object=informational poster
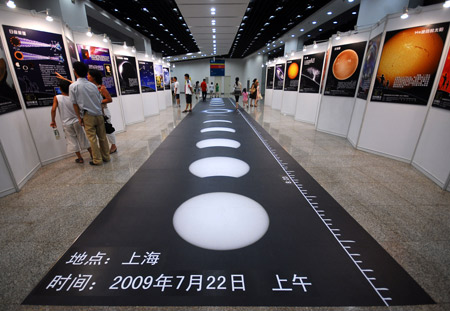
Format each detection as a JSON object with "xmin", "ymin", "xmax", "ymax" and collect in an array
[
  {"xmin": 138, "ymin": 60, "xmax": 156, "ymax": 93},
  {"xmin": 372, "ymin": 23, "xmax": 449, "ymax": 105},
  {"xmin": 163, "ymin": 67, "xmax": 170, "ymax": 90},
  {"xmin": 210, "ymin": 59, "xmax": 225, "ymax": 76},
  {"xmin": 154, "ymin": 64, "xmax": 164, "ymax": 91},
  {"xmin": 357, "ymin": 34, "xmax": 382, "ymax": 100},
  {"xmin": 0, "ymin": 38, "xmax": 21, "ymax": 115},
  {"xmin": 66, "ymin": 38, "xmax": 78, "ymax": 65},
  {"xmin": 324, "ymin": 41, "xmax": 367, "ymax": 97},
  {"xmin": 299, "ymin": 52, "xmax": 325, "ymax": 94},
  {"xmin": 284, "ymin": 59, "xmax": 301, "ymax": 91},
  {"xmin": 115, "ymin": 55, "xmax": 140, "ymax": 95},
  {"xmin": 2, "ymin": 25, "xmax": 71, "ymax": 108},
  {"xmin": 433, "ymin": 47, "xmax": 450, "ymax": 110},
  {"xmin": 266, "ymin": 66, "xmax": 274, "ymax": 89},
  {"xmin": 274, "ymin": 63, "xmax": 285, "ymax": 90},
  {"xmin": 77, "ymin": 44, "xmax": 117, "ymax": 97},
  {"xmin": 320, "ymin": 48, "xmax": 331, "ymax": 94}
]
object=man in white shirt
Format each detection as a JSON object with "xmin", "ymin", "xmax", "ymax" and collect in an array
[
  {"xmin": 173, "ymin": 77, "xmax": 180, "ymax": 107},
  {"xmin": 182, "ymin": 73, "xmax": 193, "ymax": 113},
  {"xmin": 70, "ymin": 61, "xmax": 110, "ymax": 166}
]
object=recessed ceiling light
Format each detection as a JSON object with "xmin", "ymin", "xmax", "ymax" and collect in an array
[
  {"xmin": 212, "ymin": 35, "xmax": 216, "ymax": 38},
  {"xmin": 333, "ymin": 21, "xmax": 338, "ymax": 24},
  {"xmin": 312, "ymin": 21, "xmax": 317, "ymax": 24},
  {"xmin": 291, "ymin": 34, "xmax": 295, "ymax": 37},
  {"xmin": 319, "ymin": 28, "xmax": 322, "ymax": 31},
  {"xmin": 211, "ymin": 7, "xmax": 216, "ymax": 15},
  {"xmin": 307, "ymin": 34, "xmax": 311, "ymax": 37},
  {"xmin": 113, "ymin": 8, "xmax": 118, "ymax": 12},
  {"xmin": 327, "ymin": 11, "xmax": 332, "ymax": 15},
  {"xmin": 300, "ymin": 28, "xmax": 305, "ymax": 31},
  {"xmin": 142, "ymin": 7, "xmax": 149, "ymax": 12},
  {"xmin": 352, "ymin": 11, "xmax": 357, "ymax": 14},
  {"xmin": 212, "ymin": 28, "xmax": 216, "ymax": 33}
]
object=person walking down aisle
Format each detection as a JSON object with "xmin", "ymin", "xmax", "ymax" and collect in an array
[
  {"xmin": 173, "ymin": 77, "xmax": 180, "ymax": 107},
  {"xmin": 209, "ymin": 82, "xmax": 214, "ymax": 98},
  {"xmin": 233, "ymin": 77, "xmax": 242, "ymax": 110},
  {"xmin": 70, "ymin": 61, "xmax": 110, "ymax": 166},
  {"xmin": 201, "ymin": 79, "xmax": 207, "ymax": 101},
  {"xmin": 195, "ymin": 81, "xmax": 200, "ymax": 101},
  {"xmin": 249, "ymin": 79, "xmax": 257, "ymax": 107},
  {"xmin": 255, "ymin": 80, "xmax": 261, "ymax": 107},
  {"xmin": 215, "ymin": 83, "xmax": 220, "ymax": 97},
  {"xmin": 50, "ymin": 80, "xmax": 92, "ymax": 163},
  {"xmin": 88, "ymin": 69, "xmax": 117, "ymax": 154},
  {"xmin": 182, "ymin": 73, "xmax": 193, "ymax": 113},
  {"xmin": 242, "ymin": 88, "xmax": 249, "ymax": 109}
]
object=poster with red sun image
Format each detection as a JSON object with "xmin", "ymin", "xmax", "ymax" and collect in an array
[
  {"xmin": 372, "ymin": 22, "xmax": 449, "ymax": 105},
  {"xmin": 77, "ymin": 44, "xmax": 117, "ymax": 97},
  {"xmin": 274, "ymin": 63, "xmax": 285, "ymax": 90},
  {"xmin": 433, "ymin": 47, "xmax": 450, "ymax": 110},
  {"xmin": 284, "ymin": 59, "xmax": 301, "ymax": 91},
  {"xmin": 299, "ymin": 52, "xmax": 325, "ymax": 94},
  {"xmin": 324, "ymin": 41, "xmax": 367, "ymax": 97},
  {"xmin": 2, "ymin": 25, "xmax": 71, "ymax": 108}
]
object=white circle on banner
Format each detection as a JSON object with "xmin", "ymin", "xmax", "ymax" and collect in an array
[
  {"xmin": 196, "ymin": 139, "xmax": 241, "ymax": 149},
  {"xmin": 189, "ymin": 157, "xmax": 249, "ymax": 178},
  {"xmin": 203, "ymin": 120, "xmax": 232, "ymax": 124},
  {"xmin": 173, "ymin": 192, "xmax": 269, "ymax": 251},
  {"xmin": 200, "ymin": 127, "xmax": 235, "ymax": 133},
  {"xmin": 202, "ymin": 108, "xmax": 234, "ymax": 114}
]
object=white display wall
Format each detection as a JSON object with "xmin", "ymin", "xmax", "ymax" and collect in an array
[
  {"xmin": 136, "ymin": 53, "xmax": 159, "ymax": 117},
  {"xmin": 316, "ymin": 31, "xmax": 370, "ymax": 137},
  {"xmin": 0, "ymin": 142, "xmax": 15, "ymax": 197},
  {"xmin": 112, "ymin": 44, "xmax": 145, "ymax": 125},
  {"xmin": 357, "ymin": 7, "xmax": 450, "ymax": 162},
  {"xmin": 74, "ymin": 33, "xmax": 126, "ymax": 133},
  {"xmin": 294, "ymin": 42, "xmax": 328, "ymax": 124}
]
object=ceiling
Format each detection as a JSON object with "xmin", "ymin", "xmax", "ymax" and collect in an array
[{"xmin": 88, "ymin": 0, "xmax": 444, "ymax": 61}]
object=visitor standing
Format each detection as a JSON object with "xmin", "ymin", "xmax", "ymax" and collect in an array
[
  {"xmin": 201, "ymin": 79, "xmax": 207, "ymax": 101},
  {"xmin": 70, "ymin": 61, "xmax": 109, "ymax": 166},
  {"xmin": 215, "ymin": 83, "xmax": 220, "ymax": 98},
  {"xmin": 173, "ymin": 77, "xmax": 180, "ymax": 107},
  {"xmin": 242, "ymin": 88, "xmax": 248, "ymax": 109},
  {"xmin": 249, "ymin": 79, "xmax": 257, "ymax": 107},
  {"xmin": 182, "ymin": 73, "xmax": 193, "ymax": 113},
  {"xmin": 233, "ymin": 77, "xmax": 242, "ymax": 109},
  {"xmin": 209, "ymin": 82, "xmax": 214, "ymax": 98},
  {"xmin": 195, "ymin": 81, "xmax": 200, "ymax": 101}
]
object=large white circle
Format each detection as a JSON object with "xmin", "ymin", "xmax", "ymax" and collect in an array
[
  {"xmin": 200, "ymin": 127, "xmax": 235, "ymax": 133},
  {"xmin": 173, "ymin": 192, "xmax": 270, "ymax": 251},
  {"xmin": 196, "ymin": 139, "xmax": 241, "ymax": 149},
  {"xmin": 189, "ymin": 157, "xmax": 249, "ymax": 178},
  {"xmin": 203, "ymin": 120, "xmax": 232, "ymax": 124},
  {"xmin": 202, "ymin": 108, "xmax": 234, "ymax": 114}
]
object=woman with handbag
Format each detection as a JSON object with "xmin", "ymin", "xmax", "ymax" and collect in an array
[
  {"xmin": 249, "ymin": 79, "xmax": 257, "ymax": 107},
  {"xmin": 88, "ymin": 69, "xmax": 117, "ymax": 154},
  {"xmin": 233, "ymin": 77, "xmax": 242, "ymax": 109}
]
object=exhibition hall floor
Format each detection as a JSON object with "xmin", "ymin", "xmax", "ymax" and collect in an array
[{"xmin": 0, "ymin": 97, "xmax": 449, "ymax": 310}]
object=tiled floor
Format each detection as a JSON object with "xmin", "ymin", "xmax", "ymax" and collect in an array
[{"xmin": 0, "ymin": 96, "xmax": 449, "ymax": 311}]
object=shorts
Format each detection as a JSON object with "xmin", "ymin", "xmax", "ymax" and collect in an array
[
  {"xmin": 63, "ymin": 122, "xmax": 90, "ymax": 153},
  {"xmin": 176, "ymin": 94, "xmax": 180, "ymax": 99},
  {"xmin": 186, "ymin": 94, "xmax": 192, "ymax": 104}
]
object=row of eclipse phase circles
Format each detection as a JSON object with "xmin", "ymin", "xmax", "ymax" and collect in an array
[{"xmin": 173, "ymin": 98, "xmax": 270, "ymax": 252}]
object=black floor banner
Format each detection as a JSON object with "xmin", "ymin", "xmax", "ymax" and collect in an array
[{"xmin": 24, "ymin": 98, "xmax": 434, "ymax": 307}]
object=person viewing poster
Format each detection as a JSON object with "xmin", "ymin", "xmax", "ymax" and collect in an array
[
  {"xmin": 274, "ymin": 63, "xmax": 285, "ymax": 90},
  {"xmin": 299, "ymin": 52, "xmax": 325, "ymax": 94},
  {"xmin": 163, "ymin": 67, "xmax": 170, "ymax": 90},
  {"xmin": 357, "ymin": 34, "xmax": 382, "ymax": 100},
  {"xmin": 115, "ymin": 55, "xmax": 140, "ymax": 95},
  {"xmin": 2, "ymin": 25, "xmax": 71, "ymax": 108},
  {"xmin": 138, "ymin": 60, "xmax": 156, "ymax": 93},
  {"xmin": 266, "ymin": 66, "xmax": 274, "ymax": 89},
  {"xmin": 324, "ymin": 41, "xmax": 367, "ymax": 97},
  {"xmin": 0, "ymin": 38, "xmax": 21, "ymax": 115},
  {"xmin": 77, "ymin": 44, "xmax": 117, "ymax": 97},
  {"xmin": 154, "ymin": 64, "xmax": 164, "ymax": 91},
  {"xmin": 433, "ymin": 47, "xmax": 450, "ymax": 110},
  {"xmin": 284, "ymin": 59, "xmax": 301, "ymax": 91},
  {"xmin": 371, "ymin": 23, "xmax": 449, "ymax": 105}
]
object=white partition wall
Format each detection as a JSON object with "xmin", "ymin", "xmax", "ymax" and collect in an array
[
  {"xmin": 264, "ymin": 66, "xmax": 274, "ymax": 107},
  {"xmin": 112, "ymin": 44, "xmax": 145, "ymax": 125},
  {"xmin": 281, "ymin": 54, "xmax": 302, "ymax": 116},
  {"xmin": 347, "ymin": 22, "xmax": 386, "ymax": 147},
  {"xmin": 295, "ymin": 42, "xmax": 328, "ymax": 124},
  {"xmin": 136, "ymin": 53, "xmax": 159, "ymax": 117},
  {"xmin": 0, "ymin": 142, "xmax": 16, "ymax": 197},
  {"xmin": 74, "ymin": 33, "xmax": 126, "ymax": 133},
  {"xmin": 358, "ymin": 6, "xmax": 450, "ymax": 162},
  {"xmin": 316, "ymin": 32, "xmax": 370, "ymax": 137}
]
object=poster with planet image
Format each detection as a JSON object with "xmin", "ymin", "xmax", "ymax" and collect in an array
[
  {"xmin": 433, "ymin": 47, "xmax": 450, "ymax": 110},
  {"xmin": 0, "ymin": 38, "xmax": 21, "ymax": 115},
  {"xmin": 371, "ymin": 22, "xmax": 449, "ymax": 105},
  {"xmin": 154, "ymin": 64, "xmax": 164, "ymax": 91},
  {"xmin": 115, "ymin": 55, "xmax": 140, "ymax": 95},
  {"xmin": 77, "ymin": 44, "xmax": 117, "ymax": 97},
  {"xmin": 266, "ymin": 66, "xmax": 274, "ymax": 89},
  {"xmin": 2, "ymin": 25, "xmax": 71, "ymax": 108},
  {"xmin": 274, "ymin": 63, "xmax": 285, "ymax": 90},
  {"xmin": 138, "ymin": 60, "xmax": 156, "ymax": 92},
  {"xmin": 357, "ymin": 34, "xmax": 382, "ymax": 100},
  {"xmin": 284, "ymin": 59, "xmax": 301, "ymax": 91},
  {"xmin": 299, "ymin": 52, "xmax": 325, "ymax": 94},
  {"xmin": 65, "ymin": 38, "xmax": 78, "ymax": 66},
  {"xmin": 324, "ymin": 41, "xmax": 367, "ymax": 97},
  {"xmin": 163, "ymin": 67, "xmax": 170, "ymax": 90}
]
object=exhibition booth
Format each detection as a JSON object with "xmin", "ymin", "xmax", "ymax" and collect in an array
[
  {"xmin": 0, "ymin": 6, "xmax": 172, "ymax": 197},
  {"xmin": 264, "ymin": 4, "xmax": 450, "ymax": 191}
]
